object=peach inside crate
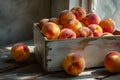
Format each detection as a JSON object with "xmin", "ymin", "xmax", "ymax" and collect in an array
[{"xmin": 33, "ymin": 23, "xmax": 120, "ymax": 72}]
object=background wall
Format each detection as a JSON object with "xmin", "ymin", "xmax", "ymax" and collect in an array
[
  {"xmin": 92, "ymin": 0, "xmax": 120, "ymax": 30},
  {"xmin": 51, "ymin": 0, "xmax": 80, "ymax": 18},
  {"xmin": 69, "ymin": 0, "xmax": 79, "ymax": 9},
  {"xmin": 51, "ymin": 0, "xmax": 69, "ymax": 17},
  {"xmin": 0, "ymin": 0, "xmax": 51, "ymax": 46}
]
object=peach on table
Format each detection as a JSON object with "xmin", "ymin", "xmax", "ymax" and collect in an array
[
  {"xmin": 104, "ymin": 51, "xmax": 120, "ymax": 73},
  {"xmin": 62, "ymin": 52, "xmax": 85, "ymax": 76},
  {"xmin": 11, "ymin": 43, "xmax": 30, "ymax": 62}
]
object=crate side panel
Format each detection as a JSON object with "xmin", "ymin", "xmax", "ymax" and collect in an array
[
  {"xmin": 46, "ymin": 36, "xmax": 120, "ymax": 71},
  {"xmin": 33, "ymin": 23, "xmax": 46, "ymax": 70}
]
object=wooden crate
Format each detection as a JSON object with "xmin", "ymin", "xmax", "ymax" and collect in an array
[{"xmin": 33, "ymin": 23, "xmax": 120, "ymax": 72}]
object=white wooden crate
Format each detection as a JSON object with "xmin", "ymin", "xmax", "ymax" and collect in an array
[{"xmin": 33, "ymin": 23, "xmax": 120, "ymax": 72}]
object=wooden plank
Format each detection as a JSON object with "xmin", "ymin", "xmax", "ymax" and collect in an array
[
  {"xmin": 0, "ymin": 52, "xmax": 37, "ymax": 73},
  {"xmin": 0, "ymin": 61, "xmax": 118, "ymax": 80},
  {"xmin": 35, "ymin": 68, "xmax": 118, "ymax": 80},
  {"xmin": 103, "ymin": 74, "xmax": 120, "ymax": 80},
  {"xmin": 0, "ymin": 63, "xmax": 45, "ymax": 80},
  {"xmin": 0, "ymin": 62, "xmax": 119, "ymax": 80}
]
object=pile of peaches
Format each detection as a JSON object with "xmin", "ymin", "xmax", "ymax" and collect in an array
[
  {"xmin": 37, "ymin": 6, "xmax": 120, "ymax": 76},
  {"xmin": 38, "ymin": 6, "xmax": 116, "ymax": 40}
]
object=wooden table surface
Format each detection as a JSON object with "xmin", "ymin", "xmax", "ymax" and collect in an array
[{"xmin": 0, "ymin": 40, "xmax": 120, "ymax": 80}]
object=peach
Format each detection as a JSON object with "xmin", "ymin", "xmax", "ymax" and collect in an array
[
  {"xmin": 113, "ymin": 30, "xmax": 120, "ymax": 35},
  {"xmin": 63, "ymin": 18, "xmax": 82, "ymax": 36},
  {"xmin": 42, "ymin": 22, "xmax": 60, "ymax": 40},
  {"xmin": 99, "ymin": 18, "xmax": 116, "ymax": 33},
  {"xmin": 77, "ymin": 27, "xmax": 93, "ymax": 38},
  {"xmin": 82, "ymin": 13, "xmax": 101, "ymax": 26},
  {"xmin": 38, "ymin": 18, "xmax": 49, "ymax": 29},
  {"xmin": 71, "ymin": 6, "xmax": 86, "ymax": 21},
  {"xmin": 62, "ymin": 53, "xmax": 85, "ymax": 76},
  {"xmin": 104, "ymin": 51, "xmax": 120, "ymax": 73},
  {"xmin": 81, "ymin": 22, "xmax": 86, "ymax": 27},
  {"xmin": 59, "ymin": 28, "xmax": 76, "ymax": 39},
  {"xmin": 87, "ymin": 24, "xmax": 103, "ymax": 37},
  {"xmin": 101, "ymin": 32, "xmax": 113, "ymax": 37},
  {"xmin": 11, "ymin": 43, "xmax": 30, "ymax": 62},
  {"xmin": 58, "ymin": 24, "xmax": 63, "ymax": 30},
  {"xmin": 49, "ymin": 17, "xmax": 63, "ymax": 30},
  {"xmin": 49, "ymin": 17, "xmax": 59, "ymax": 24},
  {"xmin": 59, "ymin": 10, "xmax": 76, "ymax": 25}
]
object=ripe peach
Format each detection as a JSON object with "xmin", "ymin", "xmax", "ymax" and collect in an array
[
  {"xmin": 113, "ymin": 30, "xmax": 120, "ymax": 35},
  {"xmin": 82, "ymin": 13, "xmax": 101, "ymax": 26},
  {"xmin": 58, "ymin": 24, "xmax": 63, "ymax": 30},
  {"xmin": 104, "ymin": 51, "xmax": 120, "ymax": 73},
  {"xmin": 42, "ymin": 22, "xmax": 60, "ymax": 40},
  {"xmin": 62, "ymin": 53, "xmax": 85, "ymax": 76},
  {"xmin": 59, "ymin": 28, "xmax": 76, "ymax": 39},
  {"xmin": 59, "ymin": 10, "xmax": 76, "ymax": 25},
  {"xmin": 49, "ymin": 17, "xmax": 63, "ymax": 30},
  {"xmin": 71, "ymin": 6, "xmax": 86, "ymax": 21},
  {"xmin": 49, "ymin": 17, "xmax": 59, "ymax": 24},
  {"xmin": 63, "ymin": 19, "xmax": 82, "ymax": 36},
  {"xmin": 87, "ymin": 24, "xmax": 103, "ymax": 37},
  {"xmin": 99, "ymin": 18, "xmax": 116, "ymax": 33},
  {"xmin": 101, "ymin": 32, "xmax": 113, "ymax": 37},
  {"xmin": 38, "ymin": 18, "xmax": 49, "ymax": 29},
  {"xmin": 77, "ymin": 27, "xmax": 93, "ymax": 38},
  {"xmin": 81, "ymin": 22, "xmax": 86, "ymax": 27},
  {"xmin": 11, "ymin": 43, "xmax": 30, "ymax": 62}
]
